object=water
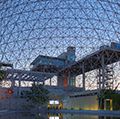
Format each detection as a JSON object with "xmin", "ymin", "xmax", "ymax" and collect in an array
[{"xmin": 0, "ymin": 113, "xmax": 120, "ymax": 119}]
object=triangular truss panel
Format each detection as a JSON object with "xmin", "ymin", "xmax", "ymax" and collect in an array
[{"xmin": 0, "ymin": 0, "xmax": 120, "ymax": 69}]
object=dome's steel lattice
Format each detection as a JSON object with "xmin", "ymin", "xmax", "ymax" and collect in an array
[{"xmin": 1, "ymin": 0, "xmax": 120, "ymax": 89}]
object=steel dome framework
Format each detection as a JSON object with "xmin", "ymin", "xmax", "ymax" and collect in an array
[{"xmin": 0, "ymin": 0, "xmax": 120, "ymax": 89}]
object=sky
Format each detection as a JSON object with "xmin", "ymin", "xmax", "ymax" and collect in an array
[{"xmin": 0, "ymin": 0, "xmax": 120, "ymax": 89}]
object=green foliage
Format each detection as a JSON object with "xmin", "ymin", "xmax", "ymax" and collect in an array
[
  {"xmin": 22, "ymin": 84, "xmax": 49, "ymax": 106},
  {"xmin": 98, "ymin": 89, "xmax": 120, "ymax": 110},
  {"xmin": 110, "ymin": 93, "xmax": 120, "ymax": 110},
  {"xmin": 0, "ymin": 70, "xmax": 6, "ymax": 81},
  {"xmin": 79, "ymin": 107, "xmax": 83, "ymax": 110},
  {"xmin": 98, "ymin": 89, "xmax": 114, "ymax": 100}
]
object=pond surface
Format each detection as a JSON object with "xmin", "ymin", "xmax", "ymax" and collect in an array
[{"xmin": 0, "ymin": 112, "xmax": 120, "ymax": 119}]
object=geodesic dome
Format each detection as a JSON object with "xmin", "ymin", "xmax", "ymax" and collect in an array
[{"xmin": 0, "ymin": 0, "xmax": 120, "ymax": 69}]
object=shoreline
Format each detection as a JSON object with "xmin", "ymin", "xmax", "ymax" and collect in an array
[
  {"xmin": 48, "ymin": 109, "xmax": 120, "ymax": 117},
  {"xmin": 0, "ymin": 109, "xmax": 120, "ymax": 117}
]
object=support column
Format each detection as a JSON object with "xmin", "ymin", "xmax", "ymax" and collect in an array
[
  {"xmin": 98, "ymin": 68, "xmax": 102, "ymax": 110},
  {"xmin": 11, "ymin": 79, "xmax": 15, "ymax": 88},
  {"xmin": 33, "ymin": 81, "xmax": 35, "ymax": 85},
  {"xmin": 68, "ymin": 71, "xmax": 70, "ymax": 86},
  {"xmin": 101, "ymin": 55, "xmax": 105, "ymax": 89},
  {"xmin": 18, "ymin": 79, "xmax": 21, "ymax": 96},
  {"xmin": 10, "ymin": 78, "xmax": 15, "ymax": 97},
  {"xmin": 57, "ymin": 73, "xmax": 63, "ymax": 87},
  {"xmin": 82, "ymin": 62, "xmax": 85, "ymax": 90},
  {"xmin": 98, "ymin": 68, "xmax": 102, "ymax": 90},
  {"xmin": 50, "ymin": 78, "xmax": 52, "ymax": 86},
  {"xmin": 43, "ymin": 81, "xmax": 45, "ymax": 85}
]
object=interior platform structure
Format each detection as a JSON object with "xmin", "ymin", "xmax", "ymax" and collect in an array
[{"xmin": 58, "ymin": 42, "xmax": 120, "ymax": 90}]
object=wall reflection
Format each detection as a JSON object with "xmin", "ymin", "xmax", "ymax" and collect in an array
[
  {"xmin": 48, "ymin": 113, "xmax": 120, "ymax": 119},
  {"xmin": 0, "ymin": 113, "xmax": 119, "ymax": 119}
]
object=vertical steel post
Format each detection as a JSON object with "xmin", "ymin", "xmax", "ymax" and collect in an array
[
  {"xmin": 101, "ymin": 54, "xmax": 105, "ymax": 89},
  {"xmin": 82, "ymin": 62, "xmax": 85, "ymax": 90},
  {"xmin": 50, "ymin": 78, "xmax": 52, "ymax": 86},
  {"xmin": 98, "ymin": 68, "xmax": 101, "ymax": 90},
  {"xmin": 18, "ymin": 78, "xmax": 21, "ymax": 96}
]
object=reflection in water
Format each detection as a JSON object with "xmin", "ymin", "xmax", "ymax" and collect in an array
[
  {"xmin": 49, "ymin": 116, "xmax": 59, "ymax": 119},
  {"xmin": 0, "ymin": 113, "xmax": 119, "ymax": 119},
  {"xmin": 48, "ymin": 113, "xmax": 120, "ymax": 119},
  {"xmin": 99, "ymin": 116, "xmax": 118, "ymax": 119},
  {"xmin": 48, "ymin": 113, "xmax": 63, "ymax": 119},
  {"xmin": 64, "ymin": 114, "xmax": 98, "ymax": 119},
  {"xmin": 0, "ymin": 112, "xmax": 47, "ymax": 119},
  {"xmin": 0, "ymin": 112, "xmax": 34, "ymax": 119},
  {"xmin": 34, "ymin": 114, "xmax": 46, "ymax": 119}
]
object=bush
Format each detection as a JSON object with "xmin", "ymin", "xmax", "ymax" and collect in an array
[{"xmin": 22, "ymin": 84, "xmax": 49, "ymax": 106}]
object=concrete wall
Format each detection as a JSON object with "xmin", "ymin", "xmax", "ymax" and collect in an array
[{"xmin": 63, "ymin": 95, "xmax": 99, "ymax": 110}]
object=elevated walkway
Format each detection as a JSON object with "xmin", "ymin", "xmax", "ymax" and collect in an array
[
  {"xmin": 5, "ymin": 69, "xmax": 57, "ymax": 82},
  {"xmin": 60, "ymin": 47, "xmax": 120, "ymax": 75}
]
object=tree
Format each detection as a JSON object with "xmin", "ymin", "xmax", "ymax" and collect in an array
[
  {"xmin": 22, "ymin": 84, "xmax": 49, "ymax": 106},
  {"xmin": 0, "ymin": 70, "xmax": 6, "ymax": 81}
]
